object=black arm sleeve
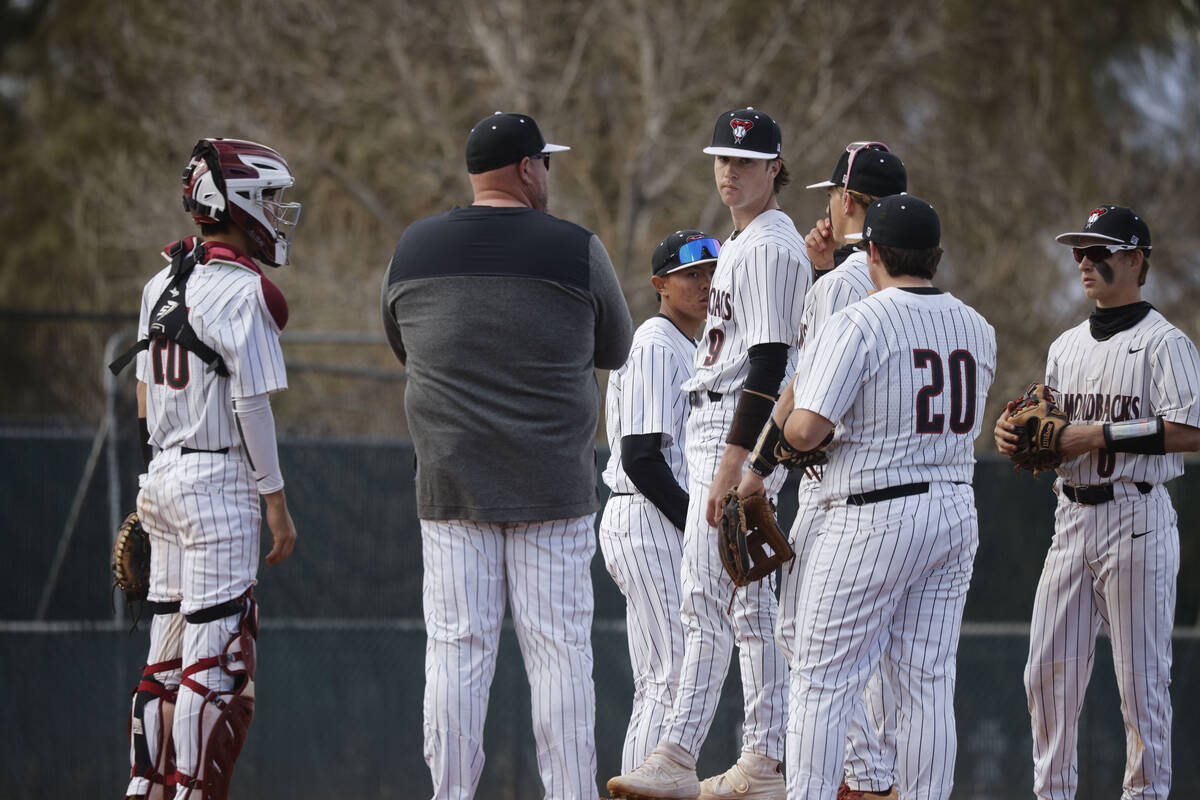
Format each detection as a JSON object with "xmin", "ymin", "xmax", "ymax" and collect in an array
[
  {"xmin": 728, "ymin": 342, "xmax": 790, "ymax": 447},
  {"xmin": 138, "ymin": 416, "xmax": 153, "ymax": 471},
  {"xmin": 620, "ymin": 433, "xmax": 689, "ymax": 532},
  {"xmin": 744, "ymin": 342, "xmax": 789, "ymax": 395}
]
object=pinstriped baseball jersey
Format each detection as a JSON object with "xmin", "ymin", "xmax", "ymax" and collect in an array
[
  {"xmin": 135, "ymin": 245, "xmax": 288, "ymax": 452},
  {"xmin": 797, "ymin": 249, "xmax": 873, "ymax": 350},
  {"xmin": 795, "ymin": 288, "xmax": 997, "ymax": 500},
  {"xmin": 684, "ymin": 209, "xmax": 810, "ymax": 395},
  {"xmin": 603, "ymin": 315, "xmax": 697, "ymax": 494},
  {"xmin": 1046, "ymin": 309, "xmax": 1200, "ymax": 486}
]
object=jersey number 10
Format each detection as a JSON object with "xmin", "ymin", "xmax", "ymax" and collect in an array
[
  {"xmin": 151, "ymin": 340, "xmax": 190, "ymax": 389},
  {"xmin": 913, "ymin": 349, "xmax": 976, "ymax": 434}
]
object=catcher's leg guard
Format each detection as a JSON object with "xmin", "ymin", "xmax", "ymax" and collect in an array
[
  {"xmin": 128, "ymin": 658, "xmax": 182, "ymax": 799},
  {"xmin": 174, "ymin": 590, "xmax": 258, "ymax": 799},
  {"xmin": 127, "ymin": 604, "xmax": 183, "ymax": 800}
]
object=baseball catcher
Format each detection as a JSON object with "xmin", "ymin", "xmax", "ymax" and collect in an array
[
  {"xmin": 1006, "ymin": 382, "xmax": 1071, "ymax": 474},
  {"xmin": 717, "ymin": 490, "xmax": 793, "ymax": 611}
]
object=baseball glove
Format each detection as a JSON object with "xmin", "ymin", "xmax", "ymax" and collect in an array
[
  {"xmin": 774, "ymin": 431, "xmax": 834, "ymax": 481},
  {"xmin": 112, "ymin": 511, "xmax": 150, "ymax": 625},
  {"xmin": 718, "ymin": 491, "xmax": 793, "ymax": 610},
  {"xmin": 1007, "ymin": 383, "xmax": 1071, "ymax": 475}
]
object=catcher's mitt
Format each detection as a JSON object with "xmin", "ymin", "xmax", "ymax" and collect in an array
[
  {"xmin": 718, "ymin": 491, "xmax": 793, "ymax": 610},
  {"xmin": 1008, "ymin": 383, "xmax": 1071, "ymax": 475},
  {"xmin": 112, "ymin": 511, "xmax": 150, "ymax": 626}
]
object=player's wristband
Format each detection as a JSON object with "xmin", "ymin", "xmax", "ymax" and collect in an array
[
  {"xmin": 1103, "ymin": 417, "xmax": 1166, "ymax": 455},
  {"xmin": 748, "ymin": 418, "xmax": 782, "ymax": 477},
  {"xmin": 138, "ymin": 417, "xmax": 153, "ymax": 471},
  {"xmin": 726, "ymin": 390, "xmax": 777, "ymax": 449}
]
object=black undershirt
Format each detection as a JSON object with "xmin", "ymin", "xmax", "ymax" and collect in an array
[
  {"xmin": 813, "ymin": 244, "xmax": 861, "ymax": 282},
  {"xmin": 1089, "ymin": 301, "xmax": 1153, "ymax": 341},
  {"xmin": 620, "ymin": 433, "xmax": 689, "ymax": 532}
]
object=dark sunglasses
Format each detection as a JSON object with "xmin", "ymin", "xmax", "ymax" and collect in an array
[
  {"xmin": 1072, "ymin": 244, "xmax": 1135, "ymax": 264},
  {"xmin": 528, "ymin": 154, "xmax": 550, "ymax": 171},
  {"xmin": 676, "ymin": 238, "xmax": 721, "ymax": 264}
]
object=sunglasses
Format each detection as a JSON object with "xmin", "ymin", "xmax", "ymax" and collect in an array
[
  {"xmin": 1072, "ymin": 244, "xmax": 1137, "ymax": 264},
  {"xmin": 843, "ymin": 141, "xmax": 890, "ymax": 188},
  {"xmin": 527, "ymin": 154, "xmax": 550, "ymax": 170},
  {"xmin": 676, "ymin": 237, "xmax": 721, "ymax": 265}
]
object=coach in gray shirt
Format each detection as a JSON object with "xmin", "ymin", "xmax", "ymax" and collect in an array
[{"xmin": 381, "ymin": 111, "xmax": 632, "ymax": 800}]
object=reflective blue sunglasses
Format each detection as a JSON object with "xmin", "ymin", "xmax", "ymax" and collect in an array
[{"xmin": 676, "ymin": 238, "xmax": 721, "ymax": 265}]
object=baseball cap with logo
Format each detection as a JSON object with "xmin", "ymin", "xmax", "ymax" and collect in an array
[
  {"xmin": 702, "ymin": 108, "xmax": 782, "ymax": 160},
  {"xmin": 465, "ymin": 111, "xmax": 570, "ymax": 174},
  {"xmin": 651, "ymin": 229, "xmax": 721, "ymax": 276},
  {"xmin": 845, "ymin": 193, "xmax": 940, "ymax": 249},
  {"xmin": 806, "ymin": 146, "xmax": 907, "ymax": 197},
  {"xmin": 1054, "ymin": 205, "xmax": 1152, "ymax": 252}
]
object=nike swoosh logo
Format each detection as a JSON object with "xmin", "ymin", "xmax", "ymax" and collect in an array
[
  {"xmin": 1131, "ymin": 531, "xmax": 1151, "ymax": 539},
  {"xmin": 1129, "ymin": 346, "xmax": 1145, "ymax": 353}
]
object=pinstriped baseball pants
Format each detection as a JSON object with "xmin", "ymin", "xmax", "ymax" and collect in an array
[
  {"xmin": 599, "ymin": 495, "xmax": 687, "ymax": 773},
  {"xmin": 778, "ymin": 479, "xmax": 897, "ymax": 792},
  {"xmin": 1025, "ymin": 486, "xmax": 1177, "ymax": 800},
  {"xmin": 665, "ymin": 392, "xmax": 789, "ymax": 761},
  {"xmin": 421, "ymin": 516, "xmax": 597, "ymax": 800},
  {"xmin": 133, "ymin": 448, "xmax": 260, "ymax": 795},
  {"xmin": 787, "ymin": 483, "xmax": 977, "ymax": 800}
]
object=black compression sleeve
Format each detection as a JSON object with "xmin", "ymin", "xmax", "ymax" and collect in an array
[
  {"xmin": 727, "ymin": 343, "xmax": 789, "ymax": 448},
  {"xmin": 138, "ymin": 417, "xmax": 153, "ymax": 471},
  {"xmin": 744, "ymin": 342, "xmax": 789, "ymax": 395},
  {"xmin": 620, "ymin": 433, "xmax": 689, "ymax": 532}
]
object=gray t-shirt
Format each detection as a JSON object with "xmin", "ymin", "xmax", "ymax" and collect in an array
[{"xmin": 381, "ymin": 205, "xmax": 633, "ymax": 522}]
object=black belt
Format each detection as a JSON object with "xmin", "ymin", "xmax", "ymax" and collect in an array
[
  {"xmin": 689, "ymin": 390, "xmax": 723, "ymax": 407},
  {"xmin": 181, "ymin": 446, "xmax": 229, "ymax": 455},
  {"xmin": 846, "ymin": 482, "xmax": 929, "ymax": 506},
  {"xmin": 1062, "ymin": 482, "xmax": 1151, "ymax": 505},
  {"xmin": 609, "ymin": 492, "xmax": 634, "ymax": 497}
]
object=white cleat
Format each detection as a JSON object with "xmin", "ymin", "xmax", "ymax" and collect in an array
[
  {"xmin": 697, "ymin": 758, "xmax": 785, "ymax": 800},
  {"xmin": 607, "ymin": 747, "xmax": 702, "ymax": 800}
]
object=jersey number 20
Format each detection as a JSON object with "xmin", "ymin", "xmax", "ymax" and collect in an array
[{"xmin": 913, "ymin": 349, "xmax": 976, "ymax": 434}]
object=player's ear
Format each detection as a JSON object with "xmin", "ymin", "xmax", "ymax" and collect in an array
[
  {"xmin": 650, "ymin": 275, "xmax": 668, "ymax": 295},
  {"xmin": 839, "ymin": 188, "xmax": 854, "ymax": 216}
]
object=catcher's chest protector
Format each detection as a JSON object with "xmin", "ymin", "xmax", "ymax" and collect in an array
[{"xmin": 108, "ymin": 239, "xmax": 229, "ymax": 378}]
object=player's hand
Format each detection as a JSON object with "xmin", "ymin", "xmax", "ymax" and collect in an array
[
  {"xmin": 805, "ymin": 218, "xmax": 835, "ymax": 273},
  {"xmin": 263, "ymin": 490, "xmax": 298, "ymax": 565},
  {"xmin": 993, "ymin": 400, "xmax": 1019, "ymax": 455},
  {"xmin": 707, "ymin": 445, "xmax": 750, "ymax": 527},
  {"xmin": 737, "ymin": 469, "xmax": 765, "ymax": 499}
]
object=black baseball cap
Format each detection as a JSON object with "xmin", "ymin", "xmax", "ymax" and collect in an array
[
  {"xmin": 703, "ymin": 107, "xmax": 782, "ymax": 160},
  {"xmin": 465, "ymin": 112, "xmax": 570, "ymax": 174},
  {"xmin": 806, "ymin": 146, "xmax": 907, "ymax": 197},
  {"xmin": 652, "ymin": 230, "xmax": 720, "ymax": 276},
  {"xmin": 1054, "ymin": 205, "xmax": 1151, "ymax": 251},
  {"xmin": 846, "ymin": 194, "xmax": 940, "ymax": 249}
]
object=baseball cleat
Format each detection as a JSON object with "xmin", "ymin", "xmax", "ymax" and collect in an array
[
  {"xmin": 697, "ymin": 757, "xmax": 785, "ymax": 800},
  {"xmin": 607, "ymin": 746, "xmax": 701, "ymax": 799},
  {"xmin": 837, "ymin": 781, "xmax": 898, "ymax": 800}
]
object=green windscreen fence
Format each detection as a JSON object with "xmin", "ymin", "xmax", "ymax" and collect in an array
[{"xmin": 3, "ymin": 432, "xmax": 1198, "ymax": 797}]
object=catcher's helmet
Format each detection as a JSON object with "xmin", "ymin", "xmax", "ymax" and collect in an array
[{"xmin": 182, "ymin": 138, "xmax": 301, "ymax": 266}]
